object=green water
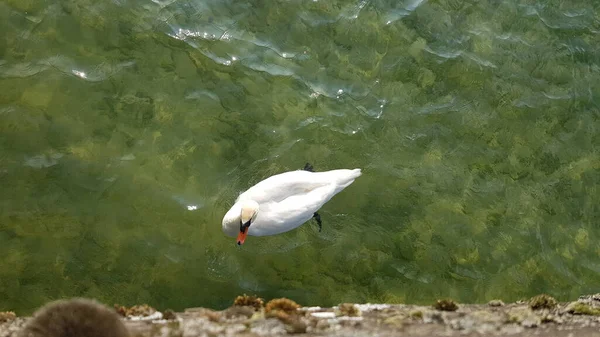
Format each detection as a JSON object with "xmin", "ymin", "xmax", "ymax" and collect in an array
[{"xmin": 1, "ymin": 0, "xmax": 599, "ymax": 314}]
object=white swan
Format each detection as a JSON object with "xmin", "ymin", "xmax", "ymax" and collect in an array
[{"xmin": 222, "ymin": 165, "xmax": 362, "ymax": 245}]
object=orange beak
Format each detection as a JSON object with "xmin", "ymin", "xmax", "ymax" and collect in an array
[{"xmin": 237, "ymin": 228, "xmax": 248, "ymax": 245}]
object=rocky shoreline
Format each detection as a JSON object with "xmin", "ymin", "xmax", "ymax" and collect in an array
[{"xmin": 3, "ymin": 294, "xmax": 600, "ymax": 336}]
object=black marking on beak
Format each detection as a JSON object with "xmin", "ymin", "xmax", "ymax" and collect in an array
[{"xmin": 239, "ymin": 219, "xmax": 251, "ymax": 233}]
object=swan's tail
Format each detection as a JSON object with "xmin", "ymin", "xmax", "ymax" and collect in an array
[{"xmin": 332, "ymin": 168, "xmax": 362, "ymax": 191}]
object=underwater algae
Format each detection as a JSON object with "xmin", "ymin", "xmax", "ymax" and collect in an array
[{"xmin": 1, "ymin": 0, "xmax": 600, "ymax": 316}]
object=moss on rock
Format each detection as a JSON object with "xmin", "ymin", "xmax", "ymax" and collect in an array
[
  {"xmin": 529, "ymin": 294, "xmax": 557, "ymax": 310},
  {"xmin": 566, "ymin": 302, "xmax": 600, "ymax": 316},
  {"xmin": 265, "ymin": 298, "xmax": 300, "ymax": 314},
  {"xmin": 233, "ymin": 294, "xmax": 264, "ymax": 311},
  {"xmin": 434, "ymin": 299, "xmax": 458, "ymax": 312}
]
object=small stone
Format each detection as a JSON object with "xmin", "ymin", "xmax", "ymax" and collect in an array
[
  {"xmin": 507, "ymin": 307, "xmax": 532, "ymax": 323},
  {"xmin": 162, "ymin": 309, "xmax": 176, "ymax": 320},
  {"xmin": 410, "ymin": 310, "xmax": 423, "ymax": 319},
  {"xmin": 311, "ymin": 312, "xmax": 336, "ymax": 318},
  {"xmin": 113, "ymin": 304, "xmax": 156, "ymax": 317},
  {"xmin": 131, "ymin": 304, "xmax": 156, "ymax": 316},
  {"xmin": 285, "ymin": 320, "xmax": 307, "ymax": 334},
  {"xmin": 423, "ymin": 311, "xmax": 444, "ymax": 324},
  {"xmin": 488, "ymin": 299, "xmax": 505, "ymax": 307},
  {"xmin": 542, "ymin": 314, "xmax": 563, "ymax": 324},
  {"xmin": 522, "ymin": 316, "xmax": 540, "ymax": 328},
  {"xmin": 500, "ymin": 324, "xmax": 524, "ymax": 335},
  {"xmin": 315, "ymin": 318, "xmax": 331, "ymax": 330},
  {"xmin": 202, "ymin": 311, "xmax": 222, "ymax": 322},
  {"xmin": 383, "ymin": 314, "xmax": 407, "ymax": 327},
  {"xmin": 507, "ymin": 307, "xmax": 541, "ymax": 328},
  {"xmin": 475, "ymin": 323, "xmax": 499, "ymax": 334},
  {"xmin": 0, "ymin": 311, "xmax": 16, "ymax": 323},
  {"xmin": 335, "ymin": 303, "xmax": 361, "ymax": 317},
  {"xmin": 449, "ymin": 316, "xmax": 475, "ymax": 331},
  {"xmin": 471, "ymin": 310, "xmax": 507, "ymax": 325},
  {"xmin": 223, "ymin": 306, "xmax": 255, "ymax": 319},
  {"xmin": 250, "ymin": 318, "xmax": 287, "ymax": 336},
  {"xmin": 354, "ymin": 304, "xmax": 390, "ymax": 311}
]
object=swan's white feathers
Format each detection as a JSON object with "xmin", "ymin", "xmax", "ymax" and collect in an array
[
  {"xmin": 237, "ymin": 170, "xmax": 328, "ymax": 204},
  {"xmin": 249, "ymin": 183, "xmax": 337, "ymax": 236},
  {"xmin": 222, "ymin": 168, "xmax": 361, "ymax": 238}
]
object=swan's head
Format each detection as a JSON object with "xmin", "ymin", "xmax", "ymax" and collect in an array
[{"xmin": 237, "ymin": 200, "xmax": 259, "ymax": 245}]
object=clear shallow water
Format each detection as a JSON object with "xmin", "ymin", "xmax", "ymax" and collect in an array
[{"xmin": 0, "ymin": 0, "xmax": 599, "ymax": 314}]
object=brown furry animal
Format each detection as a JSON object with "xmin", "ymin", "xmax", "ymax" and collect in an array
[{"xmin": 19, "ymin": 298, "xmax": 130, "ymax": 337}]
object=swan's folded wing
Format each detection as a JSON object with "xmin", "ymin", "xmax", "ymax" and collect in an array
[
  {"xmin": 260, "ymin": 183, "xmax": 338, "ymax": 226},
  {"xmin": 237, "ymin": 171, "xmax": 330, "ymax": 204}
]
